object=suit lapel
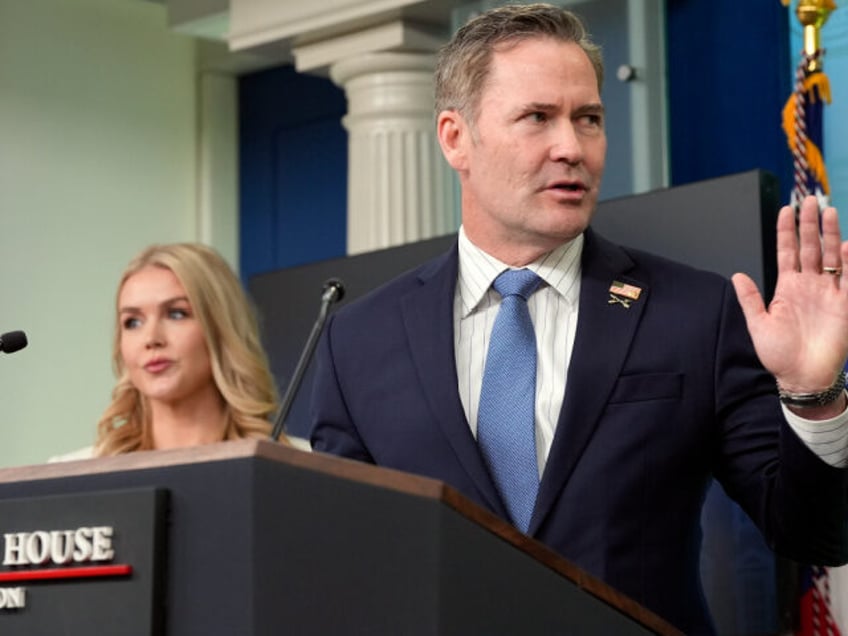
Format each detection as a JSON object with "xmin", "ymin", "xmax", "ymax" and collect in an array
[
  {"xmin": 530, "ymin": 230, "xmax": 649, "ymax": 534},
  {"xmin": 400, "ymin": 246, "xmax": 507, "ymax": 516}
]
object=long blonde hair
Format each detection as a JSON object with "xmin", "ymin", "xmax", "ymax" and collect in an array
[{"xmin": 96, "ymin": 243, "xmax": 280, "ymax": 455}]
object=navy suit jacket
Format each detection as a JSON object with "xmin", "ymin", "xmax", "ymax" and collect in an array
[{"xmin": 310, "ymin": 228, "xmax": 848, "ymax": 634}]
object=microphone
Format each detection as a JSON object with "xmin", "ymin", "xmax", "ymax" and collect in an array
[
  {"xmin": 270, "ymin": 278, "xmax": 346, "ymax": 441},
  {"xmin": 0, "ymin": 330, "xmax": 27, "ymax": 354}
]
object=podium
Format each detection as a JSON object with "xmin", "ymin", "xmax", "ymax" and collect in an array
[{"xmin": 0, "ymin": 440, "xmax": 680, "ymax": 635}]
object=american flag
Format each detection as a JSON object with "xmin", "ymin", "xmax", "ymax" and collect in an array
[
  {"xmin": 608, "ymin": 280, "xmax": 642, "ymax": 300},
  {"xmin": 798, "ymin": 566, "xmax": 842, "ymax": 636}
]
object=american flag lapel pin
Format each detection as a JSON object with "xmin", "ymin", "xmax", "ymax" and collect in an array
[{"xmin": 608, "ymin": 280, "xmax": 642, "ymax": 309}]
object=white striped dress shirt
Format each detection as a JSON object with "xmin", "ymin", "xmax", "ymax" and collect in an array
[
  {"xmin": 453, "ymin": 226, "xmax": 848, "ymax": 472},
  {"xmin": 784, "ymin": 407, "xmax": 848, "ymax": 467}
]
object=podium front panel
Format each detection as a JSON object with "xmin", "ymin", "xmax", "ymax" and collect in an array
[
  {"xmin": 0, "ymin": 488, "xmax": 167, "ymax": 635},
  {"xmin": 0, "ymin": 442, "xmax": 677, "ymax": 635}
]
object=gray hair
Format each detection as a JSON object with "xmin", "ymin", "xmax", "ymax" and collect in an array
[{"xmin": 434, "ymin": 3, "xmax": 604, "ymax": 125}]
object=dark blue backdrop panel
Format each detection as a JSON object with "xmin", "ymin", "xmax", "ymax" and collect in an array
[
  {"xmin": 667, "ymin": 0, "xmax": 793, "ymax": 204},
  {"xmin": 239, "ymin": 65, "xmax": 348, "ymax": 281},
  {"xmin": 272, "ymin": 121, "xmax": 347, "ymax": 267}
]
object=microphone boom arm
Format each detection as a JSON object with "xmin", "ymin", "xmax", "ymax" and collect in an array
[{"xmin": 270, "ymin": 280, "xmax": 344, "ymax": 441}]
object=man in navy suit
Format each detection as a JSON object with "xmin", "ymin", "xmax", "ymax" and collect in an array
[{"xmin": 310, "ymin": 4, "xmax": 848, "ymax": 633}]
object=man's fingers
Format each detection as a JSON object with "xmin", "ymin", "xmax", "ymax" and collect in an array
[
  {"xmin": 776, "ymin": 205, "xmax": 800, "ymax": 274},
  {"xmin": 732, "ymin": 273, "xmax": 766, "ymax": 324},
  {"xmin": 821, "ymin": 206, "xmax": 844, "ymax": 274},
  {"xmin": 798, "ymin": 196, "xmax": 823, "ymax": 274}
]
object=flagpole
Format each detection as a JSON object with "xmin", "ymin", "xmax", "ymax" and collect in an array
[
  {"xmin": 795, "ymin": 0, "xmax": 836, "ymax": 71},
  {"xmin": 781, "ymin": 6, "xmax": 839, "ymax": 633}
]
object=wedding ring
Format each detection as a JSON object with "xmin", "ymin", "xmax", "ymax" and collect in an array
[{"xmin": 823, "ymin": 266, "xmax": 843, "ymax": 276}]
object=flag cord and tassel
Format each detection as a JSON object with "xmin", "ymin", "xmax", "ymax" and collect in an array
[{"xmin": 781, "ymin": 49, "xmax": 832, "ymax": 208}]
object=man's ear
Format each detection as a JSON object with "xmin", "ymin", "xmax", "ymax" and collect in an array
[{"xmin": 437, "ymin": 109, "xmax": 469, "ymax": 171}]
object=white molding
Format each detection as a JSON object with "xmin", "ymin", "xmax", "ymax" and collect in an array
[
  {"xmin": 229, "ymin": 0, "xmax": 435, "ymax": 52},
  {"xmin": 294, "ymin": 20, "xmax": 444, "ymax": 73},
  {"xmin": 197, "ymin": 72, "xmax": 239, "ymax": 269},
  {"xmin": 627, "ymin": 0, "xmax": 669, "ymax": 192}
]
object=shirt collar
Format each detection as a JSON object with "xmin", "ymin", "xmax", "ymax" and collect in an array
[{"xmin": 456, "ymin": 226, "xmax": 583, "ymax": 318}]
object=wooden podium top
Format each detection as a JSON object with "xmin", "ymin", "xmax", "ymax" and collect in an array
[{"xmin": 0, "ymin": 439, "xmax": 681, "ymax": 635}]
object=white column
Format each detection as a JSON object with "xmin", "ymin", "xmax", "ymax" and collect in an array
[{"xmin": 330, "ymin": 52, "xmax": 458, "ymax": 255}]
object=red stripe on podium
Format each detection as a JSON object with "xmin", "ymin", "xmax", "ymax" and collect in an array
[{"xmin": 0, "ymin": 564, "xmax": 132, "ymax": 582}]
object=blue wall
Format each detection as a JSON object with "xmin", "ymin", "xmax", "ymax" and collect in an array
[
  {"xmin": 667, "ymin": 0, "xmax": 793, "ymax": 203},
  {"xmin": 239, "ymin": 65, "xmax": 348, "ymax": 280}
]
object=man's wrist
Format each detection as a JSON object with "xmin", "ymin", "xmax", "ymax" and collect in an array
[{"xmin": 778, "ymin": 370, "xmax": 847, "ymax": 408}]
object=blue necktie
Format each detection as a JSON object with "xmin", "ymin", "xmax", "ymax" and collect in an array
[{"xmin": 478, "ymin": 268, "xmax": 543, "ymax": 532}]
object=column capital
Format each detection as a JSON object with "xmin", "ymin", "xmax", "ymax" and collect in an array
[
  {"xmin": 330, "ymin": 50, "xmax": 437, "ymax": 129},
  {"xmin": 295, "ymin": 20, "xmax": 444, "ymax": 74},
  {"xmin": 330, "ymin": 50, "xmax": 437, "ymax": 87},
  {"xmin": 228, "ymin": 0, "xmax": 453, "ymax": 57}
]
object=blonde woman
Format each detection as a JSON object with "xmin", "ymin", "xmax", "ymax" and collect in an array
[{"xmin": 92, "ymin": 243, "xmax": 280, "ymax": 456}]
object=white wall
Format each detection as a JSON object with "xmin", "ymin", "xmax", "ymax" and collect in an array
[{"xmin": 0, "ymin": 0, "xmax": 212, "ymax": 467}]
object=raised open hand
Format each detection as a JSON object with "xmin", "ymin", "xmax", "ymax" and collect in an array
[{"xmin": 732, "ymin": 196, "xmax": 848, "ymax": 414}]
